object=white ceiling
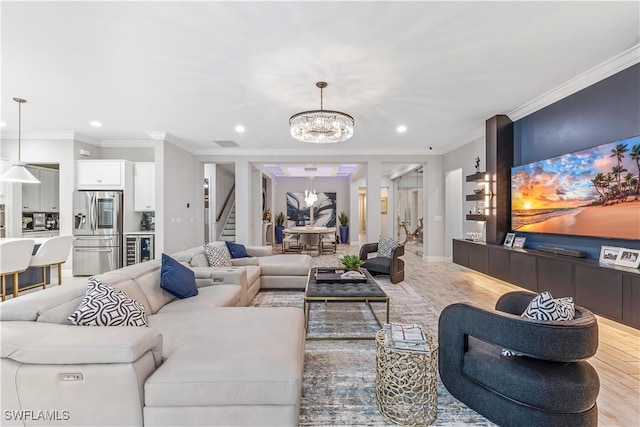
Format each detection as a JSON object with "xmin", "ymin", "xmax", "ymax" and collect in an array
[{"xmin": 1, "ymin": 1, "xmax": 639, "ymax": 160}]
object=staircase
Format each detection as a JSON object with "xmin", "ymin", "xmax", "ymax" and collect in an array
[{"xmin": 219, "ymin": 205, "xmax": 236, "ymax": 242}]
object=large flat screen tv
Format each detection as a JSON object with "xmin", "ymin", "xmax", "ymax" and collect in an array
[{"xmin": 511, "ymin": 135, "xmax": 640, "ymax": 240}]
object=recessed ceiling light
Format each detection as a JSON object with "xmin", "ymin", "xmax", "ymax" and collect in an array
[
  {"xmin": 235, "ymin": 125, "xmax": 245, "ymax": 133},
  {"xmin": 396, "ymin": 125, "xmax": 407, "ymax": 133},
  {"xmin": 90, "ymin": 121, "xmax": 102, "ymax": 127},
  {"xmin": 0, "ymin": 122, "xmax": 6, "ymax": 127}
]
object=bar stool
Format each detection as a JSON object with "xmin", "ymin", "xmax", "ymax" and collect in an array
[
  {"xmin": 26, "ymin": 235, "xmax": 74, "ymax": 295},
  {"xmin": 0, "ymin": 239, "xmax": 36, "ymax": 301}
]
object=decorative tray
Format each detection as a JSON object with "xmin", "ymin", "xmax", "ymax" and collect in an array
[{"xmin": 314, "ymin": 268, "xmax": 368, "ymax": 283}]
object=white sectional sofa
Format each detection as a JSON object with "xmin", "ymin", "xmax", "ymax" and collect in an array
[
  {"xmin": 0, "ymin": 258, "xmax": 306, "ymax": 426},
  {"xmin": 172, "ymin": 244, "xmax": 313, "ymax": 306}
]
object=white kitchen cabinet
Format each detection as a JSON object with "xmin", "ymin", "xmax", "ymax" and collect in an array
[
  {"xmin": 134, "ymin": 163, "xmax": 155, "ymax": 211},
  {"xmin": 77, "ymin": 160, "xmax": 125, "ymax": 190},
  {"xmin": 21, "ymin": 167, "xmax": 41, "ymax": 211},
  {"xmin": 22, "ymin": 167, "xmax": 59, "ymax": 212},
  {"xmin": 40, "ymin": 168, "xmax": 59, "ymax": 212}
]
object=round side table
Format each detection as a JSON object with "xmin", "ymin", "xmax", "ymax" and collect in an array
[{"xmin": 375, "ymin": 329, "xmax": 438, "ymax": 426}]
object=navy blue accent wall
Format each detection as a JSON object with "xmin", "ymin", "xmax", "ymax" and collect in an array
[{"xmin": 512, "ymin": 64, "xmax": 640, "ymax": 259}]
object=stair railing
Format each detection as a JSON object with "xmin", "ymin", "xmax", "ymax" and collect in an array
[{"xmin": 216, "ymin": 185, "xmax": 236, "ymax": 241}]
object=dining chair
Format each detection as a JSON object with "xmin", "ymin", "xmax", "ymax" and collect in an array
[{"xmin": 282, "ymin": 232, "xmax": 302, "ymax": 254}]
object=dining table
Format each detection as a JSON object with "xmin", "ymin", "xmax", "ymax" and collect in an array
[{"xmin": 283, "ymin": 226, "xmax": 337, "ymax": 256}]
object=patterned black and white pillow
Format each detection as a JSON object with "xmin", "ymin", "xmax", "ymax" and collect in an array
[
  {"xmin": 377, "ymin": 236, "xmax": 400, "ymax": 258},
  {"xmin": 502, "ymin": 291, "xmax": 575, "ymax": 356},
  {"xmin": 68, "ymin": 277, "xmax": 148, "ymax": 327},
  {"xmin": 203, "ymin": 243, "xmax": 233, "ymax": 267}
]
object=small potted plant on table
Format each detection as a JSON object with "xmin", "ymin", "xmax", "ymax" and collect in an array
[{"xmin": 340, "ymin": 254, "xmax": 364, "ymax": 271}]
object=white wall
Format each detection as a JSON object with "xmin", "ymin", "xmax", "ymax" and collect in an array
[
  {"xmin": 443, "ymin": 136, "xmax": 486, "ymax": 243},
  {"xmin": 445, "ymin": 169, "xmax": 463, "ymax": 259},
  {"xmin": 425, "ymin": 159, "xmax": 445, "ymax": 260},
  {"xmin": 100, "ymin": 147, "xmax": 154, "ymax": 162},
  {"xmin": 160, "ymin": 140, "xmax": 203, "ymax": 253}
]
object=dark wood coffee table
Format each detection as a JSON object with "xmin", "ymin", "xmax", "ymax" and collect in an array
[{"xmin": 303, "ymin": 267, "xmax": 390, "ymax": 340}]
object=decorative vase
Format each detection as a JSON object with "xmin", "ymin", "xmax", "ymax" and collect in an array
[
  {"xmin": 275, "ymin": 226, "xmax": 284, "ymax": 244},
  {"xmin": 339, "ymin": 226, "xmax": 349, "ymax": 244}
]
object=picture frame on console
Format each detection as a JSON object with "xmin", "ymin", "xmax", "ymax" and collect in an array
[
  {"xmin": 503, "ymin": 233, "xmax": 515, "ymax": 247},
  {"xmin": 512, "ymin": 236, "xmax": 526, "ymax": 249},
  {"xmin": 599, "ymin": 246, "xmax": 622, "ymax": 265},
  {"xmin": 614, "ymin": 248, "xmax": 640, "ymax": 269}
]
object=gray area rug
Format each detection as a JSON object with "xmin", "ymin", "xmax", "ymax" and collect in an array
[{"xmin": 251, "ymin": 274, "xmax": 494, "ymax": 426}]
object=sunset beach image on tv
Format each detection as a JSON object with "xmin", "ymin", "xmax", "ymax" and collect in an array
[{"xmin": 511, "ymin": 135, "xmax": 640, "ymax": 240}]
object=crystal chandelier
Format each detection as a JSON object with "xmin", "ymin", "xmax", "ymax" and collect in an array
[
  {"xmin": 289, "ymin": 82, "xmax": 354, "ymax": 144},
  {"xmin": 304, "ymin": 172, "xmax": 317, "ymax": 207},
  {"xmin": 0, "ymin": 98, "xmax": 40, "ymax": 184},
  {"xmin": 304, "ymin": 189, "xmax": 317, "ymax": 207}
]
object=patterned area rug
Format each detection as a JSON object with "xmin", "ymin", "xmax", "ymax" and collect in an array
[{"xmin": 251, "ymin": 254, "xmax": 495, "ymax": 426}]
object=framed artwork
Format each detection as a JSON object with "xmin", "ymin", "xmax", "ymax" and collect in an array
[
  {"xmin": 599, "ymin": 246, "xmax": 622, "ymax": 264},
  {"xmin": 381, "ymin": 197, "xmax": 388, "ymax": 214},
  {"xmin": 286, "ymin": 192, "xmax": 336, "ymax": 227},
  {"xmin": 503, "ymin": 233, "xmax": 515, "ymax": 247},
  {"xmin": 615, "ymin": 248, "xmax": 640, "ymax": 268},
  {"xmin": 512, "ymin": 236, "xmax": 526, "ymax": 249}
]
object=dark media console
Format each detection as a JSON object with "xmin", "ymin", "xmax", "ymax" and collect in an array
[
  {"xmin": 453, "ymin": 239, "xmax": 640, "ymax": 329},
  {"xmin": 537, "ymin": 245, "xmax": 587, "ymax": 258}
]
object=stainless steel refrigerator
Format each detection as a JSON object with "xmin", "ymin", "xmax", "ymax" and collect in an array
[{"xmin": 73, "ymin": 191, "xmax": 123, "ymax": 276}]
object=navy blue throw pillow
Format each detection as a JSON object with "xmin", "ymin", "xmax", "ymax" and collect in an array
[
  {"xmin": 160, "ymin": 253, "xmax": 198, "ymax": 299},
  {"xmin": 225, "ymin": 241, "xmax": 250, "ymax": 258}
]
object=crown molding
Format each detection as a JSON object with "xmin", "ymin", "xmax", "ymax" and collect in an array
[
  {"xmin": 101, "ymin": 140, "xmax": 157, "ymax": 148},
  {"xmin": 145, "ymin": 131, "xmax": 195, "ymax": 154},
  {"xmin": 508, "ymin": 44, "xmax": 640, "ymax": 121},
  {"xmin": 193, "ymin": 147, "xmax": 437, "ymax": 157}
]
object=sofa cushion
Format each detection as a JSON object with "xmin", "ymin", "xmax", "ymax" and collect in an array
[
  {"xmin": 156, "ymin": 285, "xmax": 242, "ymax": 313},
  {"xmin": 115, "ymin": 260, "xmax": 175, "ymax": 314},
  {"xmin": 378, "ymin": 236, "xmax": 400, "ymax": 258},
  {"xmin": 68, "ymin": 278, "xmax": 148, "ymax": 327},
  {"xmin": 204, "ymin": 243, "xmax": 233, "ymax": 267},
  {"xmin": 145, "ymin": 307, "xmax": 305, "ymax": 408},
  {"xmin": 225, "ymin": 241, "xmax": 250, "ymax": 258},
  {"xmin": 258, "ymin": 254, "xmax": 313, "ymax": 276},
  {"xmin": 160, "ymin": 254, "xmax": 198, "ymax": 299},
  {"xmin": 171, "ymin": 246, "xmax": 210, "ymax": 267}
]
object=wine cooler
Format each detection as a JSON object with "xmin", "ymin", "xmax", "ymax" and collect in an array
[{"xmin": 125, "ymin": 234, "xmax": 155, "ymax": 266}]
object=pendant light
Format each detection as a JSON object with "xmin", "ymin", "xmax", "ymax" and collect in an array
[{"xmin": 0, "ymin": 98, "xmax": 40, "ymax": 184}]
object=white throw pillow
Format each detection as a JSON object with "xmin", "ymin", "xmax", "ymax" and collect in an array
[
  {"xmin": 204, "ymin": 243, "xmax": 233, "ymax": 267},
  {"xmin": 377, "ymin": 236, "xmax": 400, "ymax": 258},
  {"xmin": 68, "ymin": 277, "xmax": 148, "ymax": 327},
  {"xmin": 502, "ymin": 291, "xmax": 575, "ymax": 356}
]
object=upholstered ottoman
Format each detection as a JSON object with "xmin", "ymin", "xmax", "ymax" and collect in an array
[{"xmin": 258, "ymin": 254, "xmax": 313, "ymax": 289}]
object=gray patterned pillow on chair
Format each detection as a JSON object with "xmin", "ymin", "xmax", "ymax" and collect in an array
[
  {"xmin": 502, "ymin": 291, "xmax": 574, "ymax": 356},
  {"xmin": 204, "ymin": 243, "xmax": 233, "ymax": 267},
  {"xmin": 68, "ymin": 277, "xmax": 147, "ymax": 327},
  {"xmin": 377, "ymin": 236, "xmax": 400, "ymax": 258}
]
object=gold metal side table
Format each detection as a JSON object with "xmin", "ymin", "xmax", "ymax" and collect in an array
[{"xmin": 375, "ymin": 329, "xmax": 439, "ymax": 426}]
